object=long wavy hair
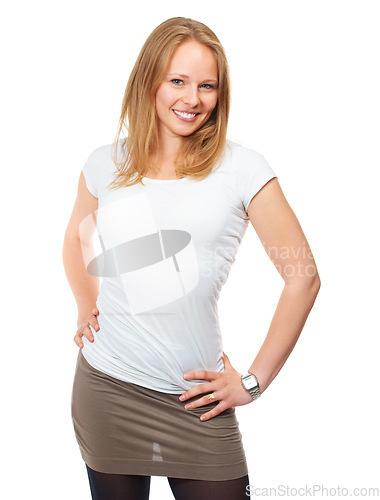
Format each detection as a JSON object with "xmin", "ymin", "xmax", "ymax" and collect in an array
[{"xmin": 107, "ymin": 16, "xmax": 230, "ymax": 189}]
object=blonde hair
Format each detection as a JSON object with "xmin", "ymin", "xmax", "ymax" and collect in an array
[{"xmin": 107, "ymin": 16, "xmax": 230, "ymax": 189}]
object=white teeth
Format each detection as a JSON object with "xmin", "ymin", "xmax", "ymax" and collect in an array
[{"xmin": 173, "ymin": 110, "xmax": 197, "ymax": 118}]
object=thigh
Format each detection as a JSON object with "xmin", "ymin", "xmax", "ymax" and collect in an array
[
  {"xmin": 85, "ymin": 463, "xmax": 151, "ymax": 500},
  {"xmin": 167, "ymin": 473, "xmax": 250, "ymax": 500}
]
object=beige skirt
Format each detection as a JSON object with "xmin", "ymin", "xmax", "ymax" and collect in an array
[{"xmin": 71, "ymin": 349, "xmax": 249, "ymax": 481}]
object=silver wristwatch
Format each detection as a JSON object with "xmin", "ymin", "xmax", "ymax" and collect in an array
[{"xmin": 241, "ymin": 372, "xmax": 261, "ymax": 400}]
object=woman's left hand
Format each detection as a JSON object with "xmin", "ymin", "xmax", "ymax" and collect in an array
[{"xmin": 179, "ymin": 352, "xmax": 254, "ymax": 421}]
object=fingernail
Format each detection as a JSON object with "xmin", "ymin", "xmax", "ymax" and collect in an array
[
  {"xmin": 185, "ymin": 404, "xmax": 191, "ymax": 410},
  {"xmin": 179, "ymin": 395, "xmax": 185, "ymax": 401},
  {"xmin": 200, "ymin": 415, "xmax": 206, "ymax": 421},
  {"xmin": 90, "ymin": 336, "xmax": 94, "ymax": 341}
]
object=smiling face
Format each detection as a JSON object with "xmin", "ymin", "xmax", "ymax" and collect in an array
[{"xmin": 154, "ymin": 39, "xmax": 219, "ymax": 144}]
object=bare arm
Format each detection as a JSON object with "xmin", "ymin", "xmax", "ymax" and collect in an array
[
  {"xmin": 246, "ymin": 177, "xmax": 321, "ymax": 394},
  {"xmin": 62, "ymin": 171, "xmax": 100, "ymax": 344}
]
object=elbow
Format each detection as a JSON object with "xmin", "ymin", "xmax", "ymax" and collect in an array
[
  {"xmin": 314, "ymin": 273, "xmax": 321, "ymax": 290},
  {"xmin": 310, "ymin": 273, "xmax": 321, "ymax": 298},
  {"xmin": 310, "ymin": 268, "xmax": 321, "ymax": 290},
  {"xmin": 284, "ymin": 272, "xmax": 321, "ymax": 295}
]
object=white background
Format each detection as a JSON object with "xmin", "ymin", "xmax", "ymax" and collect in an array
[{"xmin": 1, "ymin": 0, "xmax": 379, "ymax": 498}]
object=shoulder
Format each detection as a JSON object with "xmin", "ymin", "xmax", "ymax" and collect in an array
[
  {"xmin": 81, "ymin": 140, "xmax": 123, "ymax": 197},
  {"xmin": 83, "ymin": 139, "xmax": 124, "ymax": 174},
  {"xmin": 224, "ymin": 138, "xmax": 277, "ymax": 213},
  {"xmin": 226, "ymin": 138, "xmax": 268, "ymax": 164},
  {"xmin": 224, "ymin": 139, "xmax": 275, "ymax": 179},
  {"xmin": 85, "ymin": 141, "xmax": 119, "ymax": 162}
]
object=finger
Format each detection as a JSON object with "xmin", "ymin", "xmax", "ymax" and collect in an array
[
  {"xmin": 92, "ymin": 306, "xmax": 99, "ymax": 316},
  {"xmin": 183, "ymin": 391, "xmax": 221, "ymax": 410},
  {"xmin": 222, "ymin": 351, "xmax": 232, "ymax": 367},
  {"xmin": 179, "ymin": 383, "xmax": 213, "ymax": 402},
  {"xmin": 73, "ymin": 330, "xmax": 86, "ymax": 348},
  {"xmin": 74, "ymin": 324, "xmax": 94, "ymax": 348},
  {"xmin": 89, "ymin": 313, "xmax": 100, "ymax": 331},
  {"xmin": 82, "ymin": 324, "xmax": 95, "ymax": 343},
  {"xmin": 183, "ymin": 370, "xmax": 220, "ymax": 382},
  {"xmin": 200, "ymin": 402, "xmax": 228, "ymax": 422}
]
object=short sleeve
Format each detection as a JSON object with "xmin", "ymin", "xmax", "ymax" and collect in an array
[
  {"xmin": 82, "ymin": 148, "xmax": 100, "ymax": 198},
  {"xmin": 232, "ymin": 144, "xmax": 277, "ymax": 214}
]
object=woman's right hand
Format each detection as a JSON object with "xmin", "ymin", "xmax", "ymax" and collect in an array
[{"xmin": 74, "ymin": 307, "xmax": 100, "ymax": 349}]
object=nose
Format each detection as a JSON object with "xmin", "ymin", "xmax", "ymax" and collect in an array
[{"xmin": 182, "ymin": 84, "xmax": 201, "ymax": 108}]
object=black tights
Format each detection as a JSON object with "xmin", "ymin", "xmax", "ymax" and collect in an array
[{"xmin": 86, "ymin": 463, "xmax": 250, "ymax": 500}]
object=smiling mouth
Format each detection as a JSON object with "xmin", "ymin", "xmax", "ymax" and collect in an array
[{"xmin": 173, "ymin": 109, "xmax": 200, "ymax": 119}]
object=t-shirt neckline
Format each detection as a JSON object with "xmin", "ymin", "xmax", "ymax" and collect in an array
[{"xmin": 141, "ymin": 176, "xmax": 189, "ymax": 183}]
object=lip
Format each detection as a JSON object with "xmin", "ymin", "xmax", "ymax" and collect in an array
[{"xmin": 172, "ymin": 109, "xmax": 200, "ymax": 123}]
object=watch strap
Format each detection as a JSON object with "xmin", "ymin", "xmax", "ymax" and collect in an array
[{"xmin": 241, "ymin": 372, "xmax": 261, "ymax": 400}]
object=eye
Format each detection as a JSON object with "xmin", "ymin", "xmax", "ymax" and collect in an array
[
  {"xmin": 171, "ymin": 79, "xmax": 183, "ymax": 85},
  {"xmin": 201, "ymin": 84, "xmax": 215, "ymax": 89}
]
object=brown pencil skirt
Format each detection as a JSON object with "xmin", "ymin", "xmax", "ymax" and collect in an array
[{"xmin": 71, "ymin": 349, "xmax": 249, "ymax": 481}]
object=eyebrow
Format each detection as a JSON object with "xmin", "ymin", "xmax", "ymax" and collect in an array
[{"xmin": 167, "ymin": 73, "xmax": 218, "ymax": 83}]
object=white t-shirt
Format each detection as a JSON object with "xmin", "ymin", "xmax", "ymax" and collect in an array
[{"xmin": 80, "ymin": 138, "xmax": 277, "ymax": 394}]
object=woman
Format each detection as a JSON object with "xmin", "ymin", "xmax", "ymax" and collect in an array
[{"xmin": 63, "ymin": 16, "xmax": 321, "ymax": 500}]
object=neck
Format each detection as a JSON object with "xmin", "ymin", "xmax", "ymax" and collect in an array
[{"xmin": 154, "ymin": 125, "xmax": 182, "ymax": 164}]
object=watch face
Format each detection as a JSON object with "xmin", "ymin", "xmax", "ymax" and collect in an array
[{"xmin": 244, "ymin": 374, "xmax": 258, "ymax": 390}]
